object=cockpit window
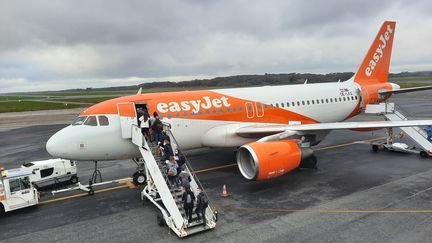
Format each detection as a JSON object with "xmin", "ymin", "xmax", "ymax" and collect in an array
[
  {"xmin": 84, "ymin": 116, "xmax": 98, "ymax": 126},
  {"xmin": 72, "ymin": 116, "xmax": 87, "ymax": 126},
  {"xmin": 98, "ymin": 116, "xmax": 109, "ymax": 126}
]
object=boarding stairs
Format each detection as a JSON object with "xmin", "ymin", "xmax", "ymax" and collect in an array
[
  {"xmin": 365, "ymin": 102, "xmax": 432, "ymax": 153},
  {"xmin": 130, "ymin": 124, "xmax": 217, "ymax": 238}
]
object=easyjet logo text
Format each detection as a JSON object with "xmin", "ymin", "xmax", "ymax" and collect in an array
[
  {"xmin": 365, "ymin": 24, "xmax": 393, "ymax": 77},
  {"xmin": 156, "ymin": 96, "xmax": 231, "ymax": 113}
]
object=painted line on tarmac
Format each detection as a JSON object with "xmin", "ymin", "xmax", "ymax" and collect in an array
[
  {"xmin": 195, "ymin": 163, "xmax": 238, "ymax": 174},
  {"xmin": 231, "ymin": 207, "xmax": 432, "ymax": 213},
  {"xmin": 194, "ymin": 137, "xmax": 386, "ymax": 174},
  {"xmin": 39, "ymin": 184, "xmax": 130, "ymax": 204}
]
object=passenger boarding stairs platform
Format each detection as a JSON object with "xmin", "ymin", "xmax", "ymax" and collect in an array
[
  {"xmin": 365, "ymin": 102, "xmax": 432, "ymax": 153},
  {"xmin": 130, "ymin": 124, "xmax": 217, "ymax": 238}
]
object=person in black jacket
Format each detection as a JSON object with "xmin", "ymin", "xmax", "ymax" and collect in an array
[{"xmin": 182, "ymin": 188, "xmax": 195, "ymax": 222}]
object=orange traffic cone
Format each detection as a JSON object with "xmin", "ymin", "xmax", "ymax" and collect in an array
[{"xmin": 221, "ymin": 184, "xmax": 230, "ymax": 197}]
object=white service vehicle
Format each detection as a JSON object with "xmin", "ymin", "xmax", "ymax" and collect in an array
[
  {"xmin": 0, "ymin": 168, "xmax": 39, "ymax": 214},
  {"xmin": 21, "ymin": 159, "xmax": 78, "ymax": 189}
]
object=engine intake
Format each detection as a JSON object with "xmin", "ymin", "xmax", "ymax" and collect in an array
[{"xmin": 237, "ymin": 140, "xmax": 315, "ymax": 180}]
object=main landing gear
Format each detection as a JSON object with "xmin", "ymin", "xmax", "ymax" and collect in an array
[{"xmin": 132, "ymin": 158, "xmax": 147, "ymax": 185}]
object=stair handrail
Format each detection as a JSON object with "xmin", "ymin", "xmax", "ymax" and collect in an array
[
  {"xmin": 385, "ymin": 102, "xmax": 429, "ymax": 139},
  {"xmin": 163, "ymin": 124, "xmax": 217, "ymax": 225}
]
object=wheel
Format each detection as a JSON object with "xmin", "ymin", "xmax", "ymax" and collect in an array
[
  {"xmin": 88, "ymin": 188, "xmax": 95, "ymax": 196},
  {"xmin": 372, "ymin": 145, "xmax": 379, "ymax": 152},
  {"xmin": 420, "ymin": 151, "xmax": 428, "ymax": 158},
  {"xmin": 133, "ymin": 172, "xmax": 147, "ymax": 185},
  {"xmin": 0, "ymin": 203, "xmax": 5, "ymax": 215},
  {"xmin": 157, "ymin": 214, "xmax": 165, "ymax": 227},
  {"xmin": 70, "ymin": 175, "xmax": 79, "ymax": 184}
]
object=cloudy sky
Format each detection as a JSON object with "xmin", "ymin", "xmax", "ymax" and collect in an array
[{"xmin": 1, "ymin": 0, "xmax": 432, "ymax": 93}]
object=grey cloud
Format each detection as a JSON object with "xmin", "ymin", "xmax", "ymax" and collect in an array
[{"xmin": 1, "ymin": 0, "xmax": 432, "ymax": 92}]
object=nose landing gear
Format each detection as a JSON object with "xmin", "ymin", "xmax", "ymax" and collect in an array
[{"xmin": 132, "ymin": 158, "xmax": 147, "ymax": 185}]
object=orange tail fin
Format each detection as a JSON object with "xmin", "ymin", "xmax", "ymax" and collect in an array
[{"xmin": 354, "ymin": 21, "xmax": 396, "ymax": 84}]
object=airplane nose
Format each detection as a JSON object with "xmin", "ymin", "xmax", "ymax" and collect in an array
[{"xmin": 46, "ymin": 127, "xmax": 69, "ymax": 158}]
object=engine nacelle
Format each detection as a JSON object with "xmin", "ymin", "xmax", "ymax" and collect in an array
[{"xmin": 237, "ymin": 140, "xmax": 315, "ymax": 180}]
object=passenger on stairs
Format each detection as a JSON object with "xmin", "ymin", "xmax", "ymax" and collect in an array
[
  {"xmin": 182, "ymin": 187, "xmax": 195, "ymax": 222},
  {"xmin": 179, "ymin": 171, "xmax": 191, "ymax": 191},
  {"xmin": 195, "ymin": 188, "xmax": 209, "ymax": 226},
  {"xmin": 427, "ymin": 125, "xmax": 432, "ymax": 142},
  {"xmin": 162, "ymin": 138, "xmax": 174, "ymax": 161},
  {"xmin": 139, "ymin": 109, "xmax": 150, "ymax": 139},
  {"xmin": 151, "ymin": 112, "xmax": 164, "ymax": 145},
  {"xmin": 167, "ymin": 157, "xmax": 179, "ymax": 188}
]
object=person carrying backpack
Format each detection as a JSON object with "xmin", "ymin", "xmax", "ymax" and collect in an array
[
  {"xmin": 195, "ymin": 188, "xmax": 209, "ymax": 225},
  {"xmin": 182, "ymin": 187, "xmax": 195, "ymax": 222},
  {"xmin": 151, "ymin": 113, "xmax": 164, "ymax": 145},
  {"xmin": 166, "ymin": 157, "xmax": 178, "ymax": 188}
]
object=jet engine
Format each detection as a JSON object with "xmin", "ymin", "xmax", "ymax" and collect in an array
[{"xmin": 237, "ymin": 140, "xmax": 316, "ymax": 180}]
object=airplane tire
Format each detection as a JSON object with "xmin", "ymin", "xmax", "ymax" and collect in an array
[
  {"xmin": 372, "ymin": 145, "xmax": 379, "ymax": 152},
  {"xmin": 157, "ymin": 214, "xmax": 165, "ymax": 227},
  {"xmin": 420, "ymin": 151, "xmax": 428, "ymax": 158},
  {"xmin": 133, "ymin": 172, "xmax": 147, "ymax": 185},
  {"xmin": 70, "ymin": 175, "xmax": 79, "ymax": 184},
  {"xmin": 88, "ymin": 188, "xmax": 95, "ymax": 196},
  {"xmin": 0, "ymin": 203, "xmax": 4, "ymax": 215}
]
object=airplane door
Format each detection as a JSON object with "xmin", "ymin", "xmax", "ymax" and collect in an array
[
  {"xmin": 255, "ymin": 102, "xmax": 264, "ymax": 117},
  {"xmin": 117, "ymin": 102, "xmax": 137, "ymax": 139},
  {"xmin": 245, "ymin": 102, "xmax": 255, "ymax": 119}
]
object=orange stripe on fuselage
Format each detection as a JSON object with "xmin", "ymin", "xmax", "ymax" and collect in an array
[{"xmin": 80, "ymin": 90, "xmax": 319, "ymax": 124}]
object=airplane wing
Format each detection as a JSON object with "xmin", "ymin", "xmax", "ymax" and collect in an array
[{"xmin": 236, "ymin": 120, "xmax": 432, "ymax": 138}]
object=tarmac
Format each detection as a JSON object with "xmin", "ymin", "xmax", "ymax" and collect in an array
[{"xmin": 1, "ymin": 91, "xmax": 432, "ymax": 242}]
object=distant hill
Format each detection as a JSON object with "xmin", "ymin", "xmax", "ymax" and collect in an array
[{"xmin": 52, "ymin": 71, "xmax": 432, "ymax": 92}]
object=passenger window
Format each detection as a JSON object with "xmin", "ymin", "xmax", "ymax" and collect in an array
[
  {"xmin": 40, "ymin": 168, "xmax": 54, "ymax": 178},
  {"xmin": 302, "ymin": 101, "xmax": 305, "ymax": 105},
  {"xmin": 176, "ymin": 112, "xmax": 180, "ymax": 118},
  {"xmin": 232, "ymin": 107, "xmax": 237, "ymax": 113},
  {"xmin": 239, "ymin": 107, "xmax": 243, "ymax": 112},
  {"xmin": 281, "ymin": 103, "xmax": 284, "ymax": 108},
  {"xmin": 343, "ymin": 97, "xmax": 346, "ymax": 101},
  {"xmin": 311, "ymin": 100, "xmax": 315, "ymax": 104},
  {"xmin": 84, "ymin": 116, "xmax": 98, "ymax": 126},
  {"xmin": 98, "ymin": 116, "xmax": 109, "ymax": 126},
  {"xmin": 330, "ymin": 98, "xmax": 333, "ymax": 102},
  {"xmin": 286, "ymin": 102, "xmax": 290, "ymax": 107},
  {"xmin": 72, "ymin": 116, "xmax": 87, "ymax": 126},
  {"xmin": 20, "ymin": 177, "xmax": 30, "ymax": 189},
  {"xmin": 292, "ymin": 102, "xmax": 295, "ymax": 106},
  {"xmin": 339, "ymin": 97, "xmax": 342, "ymax": 102},
  {"xmin": 9, "ymin": 178, "xmax": 21, "ymax": 192},
  {"xmin": 326, "ymin": 99, "xmax": 329, "ymax": 103},
  {"xmin": 316, "ymin": 100, "xmax": 320, "ymax": 104},
  {"xmin": 184, "ymin": 111, "xmax": 188, "ymax": 117},
  {"xmin": 307, "ymin": 100, "xmax": 310, "ymax": 105},
  {"xmin": 167, "ymin": 114, "xmax": 172, "ymax": 119},
  {"xmin": 297, "ymin": 101, "xmax": 300, "ymax": 106},
  {"xmin": 321, "ymin": 99, "xmax": 324, "ymax": 103}
]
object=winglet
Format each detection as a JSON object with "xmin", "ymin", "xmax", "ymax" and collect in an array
[
  {"xmin": 355, "ymin": 21, "xmax": 396, "ymax": 84},
  {"xmin": 137, "ymin": 87, "xmax": 142, "ymax": 94}
]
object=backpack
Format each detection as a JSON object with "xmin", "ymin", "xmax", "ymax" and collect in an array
[
  {"xmin": 167, "ymin": 164, "xmax": 177, "ymax": 176},
  {"xmin": 199, "ymin": 193, "xmax": 208, "ymax": 207},
  {"xmin": 186, "ymin": 193, "xmax": 192, "ymax": 204},
  {"xmin": 154, "ymin": 119, "xmax": 163, "ymax": 133}
]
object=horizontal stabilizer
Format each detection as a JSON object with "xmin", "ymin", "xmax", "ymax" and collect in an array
[{"xmin": 379, "ymin": 85, "xmax": 432, "ymax": 95}]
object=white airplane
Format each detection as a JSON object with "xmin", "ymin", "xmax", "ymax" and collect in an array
[{"xmin": 46, "ymin": 21, "xmax": 432, "ymax": 182}]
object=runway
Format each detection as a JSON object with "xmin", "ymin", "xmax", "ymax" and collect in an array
[{"xmin": 1, "ymin": 91, "xmax": 432, "ymax": 242}]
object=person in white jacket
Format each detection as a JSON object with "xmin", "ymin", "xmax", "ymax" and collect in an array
[{"xmin": 139, "ymin": 109, "xmax": 150, "ymax": 138}]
